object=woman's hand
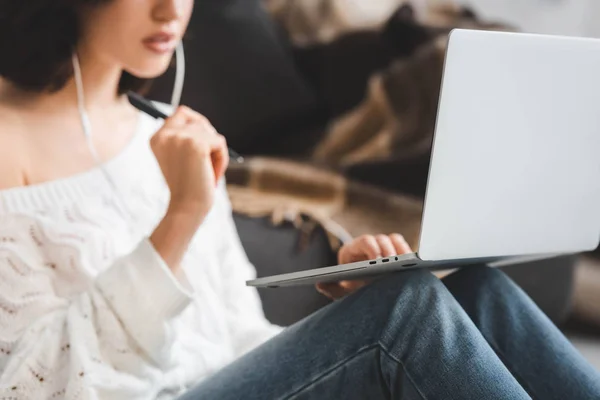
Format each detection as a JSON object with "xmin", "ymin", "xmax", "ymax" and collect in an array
[
  {"xmin": 150, "ymin": 106, "xmax": 229, "ymax": 272},
  {"xmin": 152, "ymin": 106, "xmax": 229, "ymax": 219},
  {"xmin": 316, "ymin": 234, "xmax": 412, "ymax": 300}
]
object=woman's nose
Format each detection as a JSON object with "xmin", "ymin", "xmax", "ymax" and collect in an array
[{"xmin": 153, "ymin": 0, "xmax": 185, "ymax": 23}]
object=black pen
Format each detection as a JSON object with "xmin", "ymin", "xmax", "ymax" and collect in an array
[{"xmin": 127, "ymin": 91, "xmax": 244, "ymax": 163}]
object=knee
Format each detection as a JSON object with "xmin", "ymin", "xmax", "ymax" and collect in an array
[
  {"xmin": 358, "ymin": 269, "xmax": 455, "ymax": 329},
  {"xmin": 346, "ymin": 269, "xmax": 449, "ymax": 321},
  {"xmin": 360, "ymin": 270, "xmax": 470, "ymax": 355},
  {"xmin": 305, "ymin": 270, "xmax": 449, "ymax": 349},
  {"xmin": 442, "ymin": 265, "xmax": 524, "ymax": 317},
  {"xmin": 363, "ymin": 269, "xmax": 445, "ymax": 302},
  {"xmin": 445, "ymin": 265, "xmax": 514, "ymax": 293}
]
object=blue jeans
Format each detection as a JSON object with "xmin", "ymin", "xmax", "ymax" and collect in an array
[{"xmin": 180, "ymin": 266, "xmax": 600, "ymax": 399}]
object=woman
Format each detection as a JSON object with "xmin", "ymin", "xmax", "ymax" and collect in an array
[{"xmin": 0, "ymin": 1, "xmax": 598, "ymax": 399}]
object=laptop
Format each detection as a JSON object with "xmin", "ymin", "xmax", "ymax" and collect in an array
[{"xmin": 247, "ymin": 29, "xmax": 600, "ymax": 288}]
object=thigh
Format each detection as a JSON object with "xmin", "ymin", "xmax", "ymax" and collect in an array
[
  {"xmin": 443, "ymin": 265, "xmax": 600, "ymax": 400},
  {"xmin": 180, "ymin": 270, "xmax": 530, "ymax": 400}
]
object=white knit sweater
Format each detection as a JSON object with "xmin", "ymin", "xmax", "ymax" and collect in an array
[{"xmin": 0, "ymin": 111, "xmax": 282, "ymax": 399}]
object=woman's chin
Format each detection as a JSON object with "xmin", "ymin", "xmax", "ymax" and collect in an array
[{"xmin": 127, "ymin": 59, "xmax": 173, "ymax": 80}]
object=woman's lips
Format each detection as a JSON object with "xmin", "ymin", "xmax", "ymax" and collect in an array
[{"xmin": 142, "ymin": 33, "xmax": 177, "ymax": 54}]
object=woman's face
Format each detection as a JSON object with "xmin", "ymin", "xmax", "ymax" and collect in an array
[{"xmin": 79, "ymin": 0, "xmax": 194, "ymax": 78}]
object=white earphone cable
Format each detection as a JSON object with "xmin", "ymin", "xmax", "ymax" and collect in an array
[
  {"xmin": 72, "ymin": 54, "xmax": 98, "ymax": 155},
  {"xmin": 74, "ymin": 44, "xmax": 191, "ymax": 394},
  {"xmin": 171, "ymin": 41, "xmax": 185, "ymax": 108},
  {"xmin": 72, "ymin": 53, "xmax": 134, "ymax": 221},
  {"xmin": 72, "ymin": 43, "xmax": 186, "ymax": 222}
]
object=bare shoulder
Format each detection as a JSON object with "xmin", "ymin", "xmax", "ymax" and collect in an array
[{"xmin": 0, "ymin": 106, "xmax": 27, "ymax": 190}]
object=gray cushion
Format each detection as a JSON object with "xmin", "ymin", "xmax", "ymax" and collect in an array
[{"xmin": 234, "ymin": 215, "xmax": 334, "ymax": 326}]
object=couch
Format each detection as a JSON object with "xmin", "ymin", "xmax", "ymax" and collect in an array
[
  {"xmin": 149, "ymin": 0, "xmax": 577, "ymax": 327},
  {"xmin": 233, "ymin": 214, "xmax": 576, "ymax": 326}
]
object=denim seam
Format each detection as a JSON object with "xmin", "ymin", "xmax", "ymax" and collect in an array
[
  {"xmin": 280, "ymin": 343, "xmax": 380, "ymax": 400},
  {"xmin": 378, "ymin": 340, "xmax": 428, "ymax": 400}
]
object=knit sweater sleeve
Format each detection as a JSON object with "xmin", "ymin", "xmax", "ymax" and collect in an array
[
  {"xmin": 213, "ymin": 184, "xmax": 284, "ymax": 357},
  {"xmin": 0, "ymin": 216, "xmax": 193, "ymax": 399}
]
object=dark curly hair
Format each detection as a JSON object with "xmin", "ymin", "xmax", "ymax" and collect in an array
[{"xmin": 0, "ymin": 0, "xmax": 148, "ymax": 93}]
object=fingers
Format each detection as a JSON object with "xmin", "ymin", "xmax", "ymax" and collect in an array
[
  {"xmin": 390, "ymin": 233, "xmax": 413, "ymax": 254},
  {"xmin": 339, "ymin": 280, "xmax": 368, "ymax": 291},
  {"xmin": 316, "ymin": 282, "xmax": 347, "ymax": 301},
  {"xmin": 354, "ymin": 235, "xmax": 382, "ymax": 260},
  {"xmin": 355, "ymin": 234, "xmax": 411, "ymax": 258},
  {"xmin": 339, "ymin": 233, "xmax": 413, "ymax": 265},
  {"xmin": 162, "ymin": 106, "xmax": 211, "ymax": 132},
  {"xmin": 176, "ymin": 105, "xmax": 204, "ymax": 121},
  {"xmin": 163, "ymin": 106, "xmax": 201, "ymax": 128},
  {"xmin": 316, "ymin": 280, "xmax": 369, "ymax": 300},
  {"xmin": 375, "ymin": 234, "xmax": 396, "ymax": 257},
  {"xmin": 211, "ymin": 134, "xmax": 229, "ymax": 182},
  {"xmin": 190, "ymin": 130, "xmax": 228, "ymax": 183},
  {"xmin": 158, "ymin": 106, "xmax": 229, "ymax": 183}
]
